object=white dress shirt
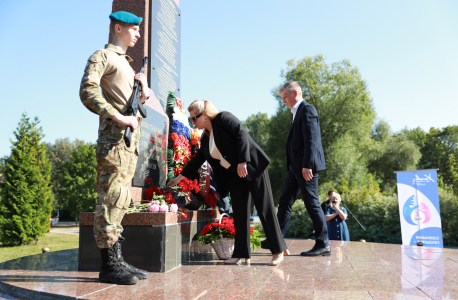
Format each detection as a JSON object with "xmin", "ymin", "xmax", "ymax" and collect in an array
[{"xmin": 291, "ymin": 99, "xmax": 304, "ymax": 121}]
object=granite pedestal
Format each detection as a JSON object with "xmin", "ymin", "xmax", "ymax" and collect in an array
[{"xmin": 78, "ymin": 210, "xmax": 220, "ymax": 273}]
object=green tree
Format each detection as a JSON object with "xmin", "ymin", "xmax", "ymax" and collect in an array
[
  {"xmin": 45, "ymin": 138, "xmax": 74, "ymax": 206},
  {"xmin": 400, "ymin": 126, "xmax": 458, "ymax": 193},
  {"xmin": 418, "ymin": 126, "xmax": 458, "ymax": 189},
  {"xmin": 242, "ymin": 113, "xmax": 271, "ymax": 151},
  {"xmin": 398, "ymin": 127, "xmax": 427, "ymax": 149},
  {"xmin": 57, "ymin": 140, "xmax": 97, "ymax": 222},
  {"xmin": 0, "ymin": 114, "xmax": 53, "ymax": 246},
  {"xmin": 438, "ymin": 185, "xmax": 458, "ymax": 246},
  {"xmin": 366, "ymin": 121, "xmax": 421, "ymax": 191},
  {"xmin": 0, "ymin": 155, "xmax": 9, "ymax": 183}
]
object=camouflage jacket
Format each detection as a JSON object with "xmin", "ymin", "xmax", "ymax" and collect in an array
[
  {"xmin": 80, "ymin": 44, "xmax": 140, "ymax": 146},
  {"xmin": 80, "ymin": 44, "xmax": 135, "ymax": 118}
]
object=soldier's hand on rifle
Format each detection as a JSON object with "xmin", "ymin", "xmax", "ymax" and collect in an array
[
  {"xmin": 135, "ymin": 73, "xmax": 149, "ymax": 90},
  {"xmin": 113, "ymin": 113, "xmax": 139, "ymax": 132},
  {"xmin": 135, "ymin": 73, "xmax": 149, "ymax": 103}
]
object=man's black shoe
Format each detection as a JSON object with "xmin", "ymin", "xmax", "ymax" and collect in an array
[
  {"xmin": 115, "ymin": 237, "xmax": 149, "ymax": 280},
  {"xmin": 260, "ymin": 239, "xmax": 270, "ymax": 250},
  {"xmin": 300, "ymin": 246, "xmax": 331, "ymax": 257},
  {"xmin": 99, "ymin": 246, "xmax": 139, "ymax": 285}
]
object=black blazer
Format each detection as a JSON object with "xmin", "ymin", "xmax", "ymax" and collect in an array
[
  {"xmin": 286, "ymin": 101, "xmax": 326, "ymax": 175},
  {"xmin": 181, "ymin": 111, "xmax": 270, "ymax": 197}
]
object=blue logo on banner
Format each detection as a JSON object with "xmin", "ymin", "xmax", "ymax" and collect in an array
[
  {"xmin": 402, "ymin": 195, "xmax": 432, "ymax": 225},
  {"xmin": 402, "ymin": 195, "xmax": 417, "ymax": 225}
]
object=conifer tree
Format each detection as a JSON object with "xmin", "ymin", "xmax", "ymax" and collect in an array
[{"xmin": 0, "ymin": 113, "xmax": 53, "ymax": 245}]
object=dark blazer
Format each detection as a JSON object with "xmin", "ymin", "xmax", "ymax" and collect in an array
[
  {"xmin": 181, "ymin": 111, "xmax": 270, "ymax": 197},
  {"xmin": 286, "ymin": 101, "xmax": 326, "ymax": 175}
]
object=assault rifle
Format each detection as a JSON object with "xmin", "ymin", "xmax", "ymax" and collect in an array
[{"xmin": 124, "ymin": 57, "xmax": 148, "ymax": 148}]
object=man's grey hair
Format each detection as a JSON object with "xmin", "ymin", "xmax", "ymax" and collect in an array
[{"xmin": 280, "ymin": 81, "xmax": 302, "ymax": 95}]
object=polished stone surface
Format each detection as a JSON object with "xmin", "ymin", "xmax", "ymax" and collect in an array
[{"xmin": 1, "ymin": 240, "xmax": 457, "ymax": 299}]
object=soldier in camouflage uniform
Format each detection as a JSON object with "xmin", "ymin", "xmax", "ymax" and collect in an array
[{"xmin": 79, "ymin": 11, "xmax": 149, "ymax": 285}]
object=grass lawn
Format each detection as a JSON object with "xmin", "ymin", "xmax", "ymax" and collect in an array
[{"xmin": 0, "ymin": 232, "xmax": 79, "ymax": 263}]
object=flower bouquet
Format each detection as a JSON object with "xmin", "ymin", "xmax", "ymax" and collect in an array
[
  {"xmin": 127, "ymin": 185, "xmax": 189, "ymax": 219},
  {"xmin": 195, "ymin": 213, "xmax": 262, "ymax": 259},
  {"xmin": 166, "ymin": 92, "xmax": 203, "ymax": 203}
]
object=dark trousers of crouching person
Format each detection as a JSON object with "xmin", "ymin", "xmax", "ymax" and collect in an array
[{"xmin": 227, "ymin": 168, "xmax": 285, "ymax": 259}]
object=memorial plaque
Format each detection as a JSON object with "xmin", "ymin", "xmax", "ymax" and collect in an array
[
  {"xmin": 149, "ymin": 0, "xmax": 181, "ymax": 110},
  {"xmin": 133, "ymin": 105, "xmax": 168, "ymax": 187}
]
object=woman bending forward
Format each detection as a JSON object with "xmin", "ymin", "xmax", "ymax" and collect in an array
[{"xmin": 167, "ymin": 100, "xmax": 289, "ymax": 266}]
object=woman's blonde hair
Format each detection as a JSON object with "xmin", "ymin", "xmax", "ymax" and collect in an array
[
  {"xmin": 188, "ymin": 100, "xmax": 220, "ymax": 119},
  {"xmin": 331, "ymin": 193, "xmax": 341, "ymax": 201},
  {"xmin": 188, "ymin": 100, "xmax": 220, "ymax": 136}
]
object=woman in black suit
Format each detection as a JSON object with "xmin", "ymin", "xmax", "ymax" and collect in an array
[{"xmin": 167, "ymin": 100, "xmax": 289, "ymax": 266}]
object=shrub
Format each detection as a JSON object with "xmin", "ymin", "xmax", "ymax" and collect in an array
[{"xmin": 439, "ymin": 186, "xmax": 458, "ymax": 246}]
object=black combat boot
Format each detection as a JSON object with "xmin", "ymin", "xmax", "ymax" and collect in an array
[
  {"xmin": 99, "ymin": 245, "xmax": 139, "ymax": 285},
  {"xmin": 115, "ymin": 237, "xmax": 149, "ymax": 280}
]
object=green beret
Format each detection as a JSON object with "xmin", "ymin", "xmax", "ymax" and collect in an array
[{"xmin": 109, "ymin": 11, "xmax": 143, "ymax": 25}]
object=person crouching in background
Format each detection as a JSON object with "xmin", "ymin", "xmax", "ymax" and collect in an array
[{"xmin": 325, "ymin": 193, "xmax": 350, "ymax": 241}]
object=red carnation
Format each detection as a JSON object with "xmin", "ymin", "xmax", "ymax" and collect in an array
[
  {"xmin": 174, "ymin": 165, "xmax": 184, "ymax": 176},
  {"xmin": 176, "ymin": 98, "xmax": 184, "ymax": 109},
  {"xmin": 181, "ymin": 211, "xmax": 188, "ymax": 220},
  {"xmin": 144, "ymin": 186, "xmax": 164, "ymax": 200},
  {"xmin": 173, "ymin": 151, "xmax": 183, "ymax": 162},
  {"xmin": 171, "ymin": 133, "xmax": 179, "ymax": 142},
  {"xmin": 201, "ymin": 223, "xmax": 213, "ymax": 235}
]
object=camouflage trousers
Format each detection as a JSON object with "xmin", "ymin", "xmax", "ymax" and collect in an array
[{"xmin": 94, "ymin": 134, "xmax": 140, "ymax": 249}]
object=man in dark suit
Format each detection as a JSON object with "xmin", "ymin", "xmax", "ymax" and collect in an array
[{"xmin": 261, "ymin": 81, "xmax": 330, "ymax": 256}]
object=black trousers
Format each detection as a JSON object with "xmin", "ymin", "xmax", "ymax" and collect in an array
[
  {"xmin": 277, "ymin": 166, "xmax": 329, "ymax": 248},
  {"xmin": 227, "ymin": 168, "xmax": 287, "ymax": 258}
]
